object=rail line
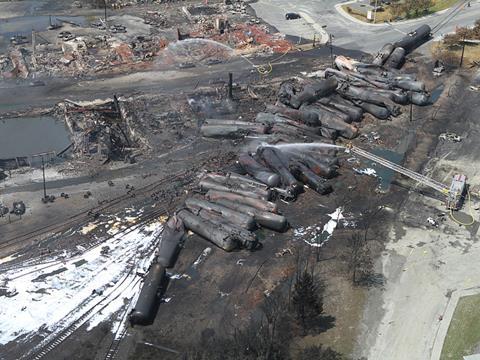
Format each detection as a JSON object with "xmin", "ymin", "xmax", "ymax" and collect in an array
[
  {"xmin": 103, "ymin": 294, "xmax": 137, "ymax": 360},
  {"xmin": 0, "ymin": 169, "xmax": 194, "ymax": 256},
  {"xmin": 20, "ymin": 210, "xmax": 165, "ymax": 360},
  {"xmin": 2, "ymin": 203, "xmax": 171, "ymax": 281}
]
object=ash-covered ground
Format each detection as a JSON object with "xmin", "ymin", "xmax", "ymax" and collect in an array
[{"xmin": 2, "ymin": 1, "xmax": 480, "ymax": 360}]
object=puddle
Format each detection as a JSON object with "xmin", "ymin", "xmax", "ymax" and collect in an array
[
  {"xmin": 369, "ymin": 148, "xmax": 404, "ymax": 192},
  {"xmin": 0, "ymin": 116, "xmax": 71, "ymax": 159},
  {"xmin": 429, "ymin": 84, "xmax": 444, "ymax": 104}
]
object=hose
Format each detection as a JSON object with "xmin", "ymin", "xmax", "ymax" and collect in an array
[
  {"xmin": 239, "ymin": 44, "xmax": 293, "ymax": 76},
  {"xmin": 449, "ymin": 190, "xmax": 475, "ymax": 226}
]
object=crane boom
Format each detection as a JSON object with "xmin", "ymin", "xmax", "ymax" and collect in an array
[
  {"xmin": 349, "ymin": 146, "xmax": 449, "ymax": 194},
  {"xmin": 347, "ymin": 145, "xmax": 467, "ymax": 210}
]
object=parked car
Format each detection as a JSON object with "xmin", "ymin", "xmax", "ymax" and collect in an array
[{"xmin": 285, "ymin": 12, "xmax": 301, "ymax": 20}]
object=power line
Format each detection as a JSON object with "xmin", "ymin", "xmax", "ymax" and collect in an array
[{"xmin": 431, "ymin": 0, "xmax": 468, "ymax": 34}]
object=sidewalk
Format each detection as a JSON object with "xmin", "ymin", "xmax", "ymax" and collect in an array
[
  {"xmin": 334, "ymin": 0, "xmax": 475, "ymax": 27},
  {"xmin": 429, "ymin": 286, "xmax": 480, "ymax": 360}
]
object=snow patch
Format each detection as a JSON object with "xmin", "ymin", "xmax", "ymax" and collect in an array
[{"xmin": 0, "ymin": 214, "xmax": 164, "ymax": 346}]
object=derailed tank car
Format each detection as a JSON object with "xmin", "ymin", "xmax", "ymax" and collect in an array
[{"xmin": 129, "ymin": 262, "xmax": 167, "ymax": 326}]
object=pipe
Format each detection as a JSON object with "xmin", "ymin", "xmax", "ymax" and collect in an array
[
  {"xmin": 228, "ymin": 72, "xmax": 233, "ymax": 99},
  {"xmin": 185, "ymin": 197, "xmax": 256, "ymax": 230},
  {"xmin": 214, "ymin": 198, "xmax": 288, "ymax": 232}
]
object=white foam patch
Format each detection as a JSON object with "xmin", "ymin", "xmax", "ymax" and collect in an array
[
  {"xmin": 0, "ymin": 214, "xmax": 163, "ymax": 347},
  {"xmin": 295, "ymin": 207, "xmax": 344, "ymax": 248},
  {"xmin": 353, "ymin": 167, "xmax": 377, "ymax": 177}
]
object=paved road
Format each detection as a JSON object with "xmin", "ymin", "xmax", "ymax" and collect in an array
[{"xmin": 251, "ymin": 0, "xmax": 480, "ymax": 53}]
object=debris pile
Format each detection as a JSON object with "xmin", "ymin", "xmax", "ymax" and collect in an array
[
  {"xmin": 1, "ymin": 49, "xmax": 29, "ymax": 79},
  {"xmin": 179, "ymin": 143, "xmax": 337, "ymax": 251},
  {"xmin": 198, "ymin": 26, "xmax": 432, "ymax": 143},
  {"xmin": 60, "ymin": 97, "xmax": 149, "ymax": 162}
]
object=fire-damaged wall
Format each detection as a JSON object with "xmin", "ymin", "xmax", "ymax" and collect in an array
[{"xmin": 59, "ymin": 97, "xmax": 150, "ymax": 162}]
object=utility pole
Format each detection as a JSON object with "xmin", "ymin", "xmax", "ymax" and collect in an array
[
  {"xmin": 409, "ymin": 102, "xmax": 413, "ymax": 122},
  {"xmin": 329, "ymin": 34, "xmax": 334, "ymax": 67},
  {"xmin": 41, "ymin": 155, "xmax": 47, "ymax": 200},
  {"xmin": 104, "ymin": 0, "xmax": 108, "ymax": 22},
  {"xmin": 32, "ymin": 30, "xmax": 35, "ymax": 57},
  {"xmin": 460, "ymin": 35, "xmax": 466, "ymax": 67},
  {"xmin": 228, "ymin": 72, "xmax": 233, "ymax": 99},
  {"xmin": 373, "ymin": 0, "xmax": 379, "ymax": 23}
]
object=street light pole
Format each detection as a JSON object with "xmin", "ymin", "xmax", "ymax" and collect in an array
[
  {"xmin": 41, "ymin": 155, "xmax": 47, "ymax": 199},
  {"xmin": 104, "ymin": 0, "xmax": 108, "ymax": 22},
  {"xmin": 373, "ymin": 0, "xmax": 379, "ymax": 23},
  {"xmin": 322, "ymin": 25, "xmax": 334, "ymax": 67},
  {"xmin": 329, "ymin": 34, "xmax": 334, "ymax": 67},
  {"xmin": 460, "ymin": 34, "xmax": 466, "ymax": 67}
]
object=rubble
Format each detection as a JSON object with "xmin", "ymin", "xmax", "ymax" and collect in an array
[{"xmin": 59, "ymin": 97, "xmax": 149, "ymax": 161}]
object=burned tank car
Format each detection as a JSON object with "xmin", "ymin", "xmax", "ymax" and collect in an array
[
  {"xmin": 156, "ymin": 216, "xmax": 185, "ymax": 268},
  {"xmin": 129, "ymin": 263, "xmax": 166, "ymax": 326}
]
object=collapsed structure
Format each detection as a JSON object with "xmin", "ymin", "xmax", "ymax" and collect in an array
[{"xmin": 59, "ymin": 97, "xmax": 149, "ymax": 161}]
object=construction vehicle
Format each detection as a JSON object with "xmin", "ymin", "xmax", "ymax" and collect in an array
[{"xmin": 346, "ymin": 144, "xmax": 467, "ymax": 210}]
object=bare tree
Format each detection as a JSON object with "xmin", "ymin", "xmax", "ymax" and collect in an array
[{"xmin": 347, "ymin": 232, "xmax": 373, "ymax": 285}]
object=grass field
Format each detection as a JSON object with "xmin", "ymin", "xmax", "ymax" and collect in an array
[
  {"xmin": 440, "ymin": 293, "xmax": 480, "ymax": 359},
  {"xmin": 342, "ymin": 0, "xmax": 459, "ymax": 23},
  {"xmin": 431, "ymin": 41, "xmax": 480, "ymax": 66}
]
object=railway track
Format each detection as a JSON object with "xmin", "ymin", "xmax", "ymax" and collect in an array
[
  {"xmin": 19, "ymin": 207, "xmax": 166, "ymax": 360},
  {"xmin": 26, "ymin": 274, "xmax": 141, "ymax": 360},
  {"xmin": 0, "ymin": 203, "xmax": 170, "ymax": 278},
  {"xmin": 103, "ymin": 295, "xmax": 136, "ymax": 360},
  {"xmin": 0, "ymin": 169, "xmax": 194, "ymax": 256}
]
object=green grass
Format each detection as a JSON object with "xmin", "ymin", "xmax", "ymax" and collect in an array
[
  {"xmin": 440, "ymin": 294, "xmax": 480, "ymax": 360},
  {"xmin": 342, "ymin": 0, "xmax": 460, "ymax": 23},
  {"xmin": 430, "ymin": 0, "xmax": 459, "ymax": 12}
]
